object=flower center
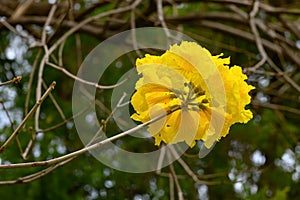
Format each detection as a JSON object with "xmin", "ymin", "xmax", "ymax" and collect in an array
[{"xmin": 171, "ymin": 82, "xmax": 208, "ymax": 112}]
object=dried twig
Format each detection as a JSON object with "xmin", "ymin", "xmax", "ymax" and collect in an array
[
  {"xmin": 0, "ymin": 76, "xmax": 22, "ymax": 87},
  {"xmin": 169, "ymin": 173, "xmax": 175, "ymax": 200},
  {"xmin": 167, "ymin": 150, "xmax": 184, "ymax": 200},
  {"xmin": 248, "ymin": 1, "xmax": 268, "ymax": 70},
  {"xmin": 46, "ymin": 61, "xmax": 129, "ymax": 89},
  {"xmin": 0, "ymin": 100, "xmax": 23, "ymax": 155},
  {"xmin": 157, "ymin": 0, "xmax": 172, "ymax": 45},
  {"xmin": 35, "ymin": 3, "xmax": 57, "ymax": 132},
  {"xmin": 0, "ymin": 157, "xmax": 75, "ymax": 185},
  {"xmin": 48, "ymin": 0, "xmax": 142, "ymax": 55},
  {"xmin": 0, "ymin": 107, "xmax": 177, "ymax": 169}
]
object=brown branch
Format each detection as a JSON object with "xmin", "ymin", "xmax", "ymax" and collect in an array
[
  {"xmin": 0, "ymin": 76, "xmax": 22, "ymax": 87},
  {"xmin": 0, "ymin": 108, "xmax": 176, "ymax": 169},
  {"xmin": 10, "ymin": 0, "xmax": 34, "ymax": 21},
  {"xmin": 25, "ymin": 50, "xmax": 41, "ymax": 115},
  {"xmin": 204, "ymin": 0, "xmax": 300, "ymax": 15},
  {"xmin": 167, "ymin": 151, "xmax": 184, "ymax": 200},
  {"xmin": 47, "ymin": 0, "xmax": 143, "ymax": 55},
  {"xmin": 252, "ymin": 100, "xmax": 300, "ymax": 116},
  {"xmin": 35, "ymin": 3, "xmax": 58, "ymax": 133},
  {"xmin": 169, "ymin": 172, "xmax": 175, "ymax": 200},
  {"xmin": 0, "ymin": 0, "xmax": 70, "ymax": 18},
  {"xmin": 46, "ymin": 62, "xmax": 130, "ymax": 89},
  {"xmin": 169, "ymin": 146, "xmax": 213, "ymax": 185},
  {"xmin": 42, "ymin": 80, "xmax": 66, "ymax": 120},
  {"xmin": 37, "ymin": 105, "xmax": 90, "ymax": 133},
  {"xmin": 0, "ymin": 157, "xmax": 76, "ymax": 185},
  {"xmin": 195, "ymin": 20, "xmax": 282, "ymax": 54},
  {"xmin": 22, "ymin": 79, "xmax": 66, "ymax": 159},
  {"xmin": 249, "ymin": 1, "xmax": 268, "ymax": 70}
]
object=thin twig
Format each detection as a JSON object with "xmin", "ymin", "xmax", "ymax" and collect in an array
[
  {"xmin": 0, "ymin": 157, "xmax": 76, "ymax": 185},
  {"xmin": 46, "ymin": 61, "xmax": 130, "ymax": 89},
  {"xmin": 10, "ymin": 0, "xmax": 34, "ymax": 21},
  {"xmin": 130, "ymin": 9, "xmax": 142, "ymax": 57},
  {"xmin": 25, "ymin": 49, "xmax": 41, "ymax": 115},
  {"xmin": 58, "ymin": 39, "xmax": 66, "ymax": 67},
  {"xmin": 0, "ymin": 81, "xmax": 56, "ymax": 153},
  {"xmin": 169, "ymin": 146, "xmax": 214, "ymax": 185},
  {"xmin": 0, "ymin": 100, "xmax": 24, "ymax": 155},
  {"xmin": 0, "ymin": 106, "xmax": 178, "ymax": 169},
  {"xmin": 47, "ymin": 0, "xmax": 142, "ymax": 55},
  {"xmin": 0, "ymin": 93, "xmax": 121, "ymax": 184},
  {"xmin": 167, "ymin": 150, "xmax": 184, "ymax": 200},
  {"xmin": 22, "ymin": 78, "xmax": 65, "ymax": 159},
  {"xmin": 266, "ymin": 57, "xmax": 300, "ymax": 93},
  {"xmin": 0, "ymin": 19, "xmax": 34, "ymax": 42},
  {"xmin": 248, "ymin": 1, "xmax": 268, "ymax": 70},
  {"xmin": 38, "ymin": 105, "xmax": 90, "ymax": 133},
  {"xmin": 21, "ymin": 132, "xmax": 34, "ymax": 160},
  {"xmin": 42, "ymin": 80, "xmax": 66, "ymax": 120},
  {"xmin": 78, "ymin": 86, "xmax": 111, "ymax": 115},
  {"xmin": 252, "ymin": 100, "xmax": 300, "ymax": 115},
  {"xmin": 35, "ymin": 3, "xmax": 57, "ymax": 132},
  {"xmin": 156, "ymin": 144, "xmax": 166, "ymax": 174},
  {"xmin": 157, "ymin": 0, "xmax": 171, "ymax": 45},
  {"xmin": 75, "ymin": 33, "xmax": 82, "ymax": 66},
  {"xmin": 169, "ymin": 173, "xmax": 175, "ymax": 200},
  {"xmin": 0, "ymin": 100, "xmax": 14, "ymax": 127},
  {"xmin": 169, "ymin": 146, "xmax": 200, "ymax": 183},
  {"xmin": 86, "ymin": 92, "xmax": 127, "ymax": 146},
  {"xmin": 0, "ymin": 76, "xmax": 22, "ymax": 87}
]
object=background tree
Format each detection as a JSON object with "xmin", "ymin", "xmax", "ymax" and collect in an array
[{"xmin": 0, "ymin": 0, "xmax": 300, "ymax": 199}]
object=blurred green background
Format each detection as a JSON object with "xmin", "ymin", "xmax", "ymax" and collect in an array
[{"xmin": 0, "ymin": 0, "xmax": 300, "ymax": 199}]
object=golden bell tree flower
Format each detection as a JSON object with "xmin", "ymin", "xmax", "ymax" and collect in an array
[{"xmin": 131, "ymin": 41, "xmax": 254, "ymax": 148}]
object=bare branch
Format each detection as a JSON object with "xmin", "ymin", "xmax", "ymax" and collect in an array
[
  {"xmin": 10, "ymin": 0, "xmax": 34, "ymax": 21},
  {"xmin": 0, "ymin": 76, "xmax": 22, "ymax": 87},
  {"xmin": 35, "ymin": 3, "xmax": 58, "ymax": 132},
  {"xmin": 167, "ymin": 150, "xmax": 184, "ymax": 200},
  {"xmin": 248, "ymin": 1, "xmax": 268, "ymax": 70},
  {"xmin": 0, "ymin": 107, "xmax": 177, "ymax": 169},
  {"xmin": 46, "ymin": 62, "xmax": 130, "ymax": 89}
]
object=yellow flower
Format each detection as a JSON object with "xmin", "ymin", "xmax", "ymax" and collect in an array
[{"xmin": 131, "ymin": 41, "xmax": 254, "ymax": 148}]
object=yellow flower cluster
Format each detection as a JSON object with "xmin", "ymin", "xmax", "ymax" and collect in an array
[{"xmin": 131, "ymin": 41, "xmax": 254, "ymax": 148}]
